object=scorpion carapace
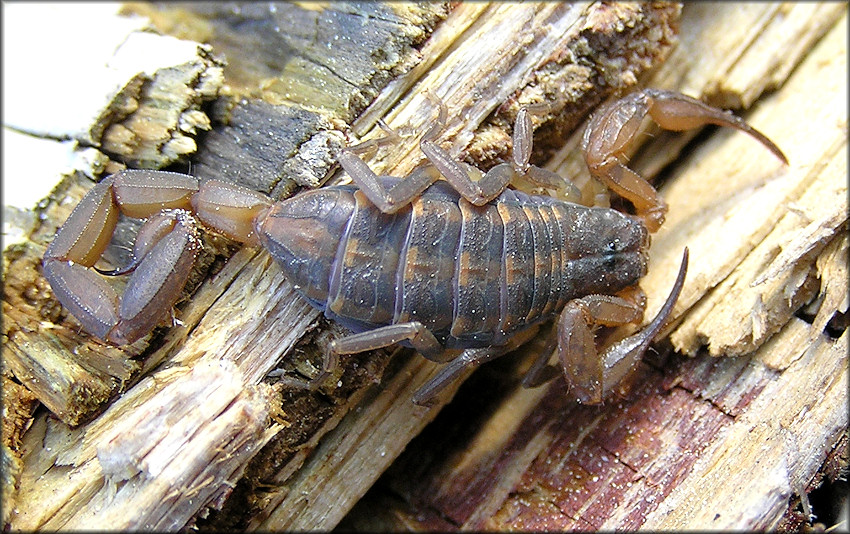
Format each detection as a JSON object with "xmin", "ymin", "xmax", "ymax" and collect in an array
[{"xmin": 43, "ymin": 89, "xmax": 787, "ymax": 404}]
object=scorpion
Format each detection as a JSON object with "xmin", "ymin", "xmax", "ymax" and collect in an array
[{"xmin": 42, "ymin": 89, "xmax": 787, "ymax": 405}]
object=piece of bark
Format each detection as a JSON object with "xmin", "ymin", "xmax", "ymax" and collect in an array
[
  {"xmin": 95, "ymin": 30, "xmax": 224, "ymax": 169},
  {"xmin": 4, "ymin": 3, "xmax": 224, "ymax": 168},
  {"xmin": 2, "ymin": 2, "xmax": 681, "ymax": 531},
  {"xmin": 339, "ymin": 3, "xmax": 848, "ymax": 531},
  {"xmin": 127, "ymin": 1, "xmax": 451, "ymax": 196},
  {"xmin": 2, "ymin": 4, "xmax": 226, "ymax": 430},
  {"xmin": 1, "ymin": 377, "xmax": 39, "ymax": 526}
]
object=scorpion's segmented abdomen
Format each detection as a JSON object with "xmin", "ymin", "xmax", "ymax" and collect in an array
[
  {"xmin": 264, "ymin": 181, "xmax": 648, "ymax": 348},
  {"xmin": 257, "ymin": 187, "xmax": 357, "ymax": 306}
]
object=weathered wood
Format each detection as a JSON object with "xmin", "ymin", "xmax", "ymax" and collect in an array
[
  {"xmin": 339, "ymin": 3, "xmax": 848, "ymax": 531},
  {"xmin": 2, "ymin": 3, "xmax": 225, "ymax": 427},
  {"xmin": 129, "ymin": 1, "xmax": 451, "ymax": 196},
  {"xmin": 16, "ymin": 1, "xmax": 836, "ymax": 532}
]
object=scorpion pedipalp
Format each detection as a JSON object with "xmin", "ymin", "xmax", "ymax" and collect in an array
[
  {"xmin": 560, "ymin": 247, "xmax": 689, "ymax": 404},
  {"xmin": 41, "ymin": 170, "xmax": 274, "ymax": 344},
  {"xmin": 583, "ymin": 89, "xmax": 788, "ymax": 232}
]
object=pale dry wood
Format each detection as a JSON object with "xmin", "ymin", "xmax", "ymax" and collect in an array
[
  {"xmin": 650, "ymin": 8, "xmax": 848, "ymax": 359},
  {"xmin": 631, "ymin": 1, "xmax": 845, "ymax": 181},
  {"xmin": 339, "ymin": 3, "xmax": 848, "ymax": 531},
  {"xmin": 350, "ymin": 2, "xmax": 679, "ymax": 182},
  {"xmin": 542, "ymin": 1, "xmax": 848, "ymax": 355},
  {"xmin": 637, "ymin": 15, "xmax": 849, "ymax": 527},
  {"xmin": 96, "ymin": 30, "xmax": 224, "ymax": 168},
  {"xmin": 650, "ymin": 2, "xmax": 844, "ymax": 108},
  {"xmin": 7, "ymin": 250, "xmax": 320, "ymax": 530},
  {"xmin": 350, "ymin": 2, "xmax": 492, "ymax": 137},
  {"xmin": 12, "ymin": 361, "xmax": 278, "ymax": 531},
  {"xmin": 547, "ymin": 2, "xmax": 846, "ymax": 210}
]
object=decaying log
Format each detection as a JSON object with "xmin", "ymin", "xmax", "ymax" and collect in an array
[
  {"xmin": 339, "ymin": 3, "xmax": 849, "ymax": 531},
  {"xmin": 4, "ymin": 2, "xmax": 844, "ymax": 532},
  {"xmin": 233, "ymin": 3, "xmax": 680, "ymax": 531},
  {"xmin": 3, "ymin": 1, "xmax": 673, "ymax": 529},
  {"xmin": 3, "ymin": 2, "xmax": 225, "ymax": 428}
]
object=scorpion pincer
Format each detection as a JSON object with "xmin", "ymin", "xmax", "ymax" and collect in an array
[{"xmin": 42, "ymin": 89, "xmax": 787, "ymax": 405}]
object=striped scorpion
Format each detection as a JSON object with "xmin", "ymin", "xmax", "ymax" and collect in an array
[{"xmin": 43, "ymin": 89, "xmax": 787, "ymax": 405}]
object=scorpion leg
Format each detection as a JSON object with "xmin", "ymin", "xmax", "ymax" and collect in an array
[
  {"xmin": 521, "ymin": 285, "xmax": 648, "ymax": 389},
  {"xmin": 337, "ymin": 116, "xmax": 443, "ymax": 214},
  {"xmin": 559, "ymin": 248, "xmax": 689, "ymax": 404},
  {"xmin": 519, "ymin": 325, "xmax": 562, "ymax": 389},
  {"xmin": 279, "ymin": 321, "xmax": 448, "ymax": 390},
  {"xmin": 510, "ymin": 107, "xmax": 583, "ymax": 203},
  {"xmin": 583, "ymin": 89, "xmax": 787, "ymax": 232},
  {"xmin": 419, "ymin": 98, "xmax": 514, "ymax": 206},
  {"xmin": 412, "ymin": 325, "xmax": 541, "ymax": 405},
  {"xmin": 421, "ymin": 102, "xmax": 583, "ymax": 205},
  {"xmin": 412, "ymin": 347, "xmax": 504, "ymax": 406},
  {"xmin": 338, "ymin": 150, "xmax": 442, "ymax": 214}
]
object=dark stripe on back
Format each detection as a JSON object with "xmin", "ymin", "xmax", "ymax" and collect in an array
[
  {"xmin": 496, "ymin": 190, "xmax": 534, "ymax": 337},
  {"xmin": 328, "ymin": 190, "xmax": 409, "ymax": 326},
  {"xmin": 451, "ymin": 199, "xmax": 504, "ymax": 343},
  {"xmin": 394, "ymin": 182, "xmax": 462, "ymax": 335}
]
